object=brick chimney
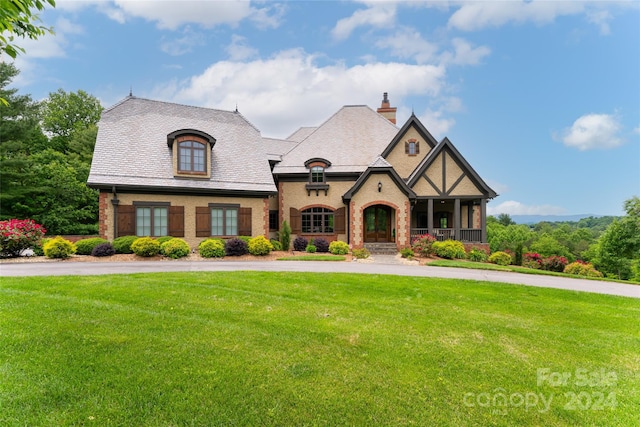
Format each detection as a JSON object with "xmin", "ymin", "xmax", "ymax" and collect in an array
[{"xmin": 377, "ymin": 92, "xmax": 397, "ymax": 124}]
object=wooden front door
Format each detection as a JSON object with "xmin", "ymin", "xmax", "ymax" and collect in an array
[{"xmin": 364, "ymin": 205, "xmax": 391, "ymax": 242}]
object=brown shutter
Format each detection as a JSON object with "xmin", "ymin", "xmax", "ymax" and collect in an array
[
  {"xmin": 290, "ymin": 207, "xmax": 301, "ymax": 234},
  {"xmin": 334, "ymin": 207, "xmax": 346, "ymax": 234},
  {"xmin": 404, "ymin": 141, "xmax": 409, "ymax": 154},
  {"xmin": 415, "ymin": 141, "xmax": 420, "ymax": 154},
  {"xmin": 238, "ymin": 207, "xmax": 252, "ymax": 236},
  {"xmin": 117, "ymin": 205, "xmax": 136, "ymax": 237},
  {"xmin": 168, "ymin": 206, "xmax": 184, "ymax": 237},
  {"xmin": 196, "ymin": 206, "xmax": 211, "ymax": 237}
]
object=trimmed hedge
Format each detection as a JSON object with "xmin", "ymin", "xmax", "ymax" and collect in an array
[
  {"xmin": 489, "ymin": 251, "xmax": 512, "ymax": 266},
  {"xmin": 248, "ymin": 236, "xmax": 274, "ymax": 256},
  {"xmin": 293, "ymin": 236, "xmax": 308, "ymax": 251},
  {"xmin": 432, "ymin": 239, "xmax": 466, "ymax": 259},
  {"xmin": 131, "ymin": 237, "xmax": 160, "ymax": 257},
  {"xmin": 225, "ymin": 238, "xmax": 248, "ymax": 256},
  {"xmin": 75, "ymin": 237, "xmax": 108, "ymax": 255},
  {"xmin": 161, "ymin": 238, "xmax": 190, "ymax": 259},
  {"xmin": 43, "ymin": 236, "xmax": 76, "ymax": 259},
  {"xmin": 314, "ymin": 238, "xmax": 330, "ymax": 253},
  {"xmin": 329, "ymin": 241, "xmax": 349, "ymax": 255},
  {"xmin": 199, "ymin": 239, "xmax": 225, "ymax": 258},
  {"xmin": 113, "ymin": 235, "xmax": 138, "ymax": 254},
  {"xmin": 91, "ymin": 242, "xmax": 115, "ymax": 257}
]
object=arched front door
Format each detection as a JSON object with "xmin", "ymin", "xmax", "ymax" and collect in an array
[{"xmin": 364, "ymin": 205, "xmax": 392, "ymax": 242}]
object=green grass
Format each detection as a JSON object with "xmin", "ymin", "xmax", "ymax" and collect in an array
[
  {"xmin": 277, "ymin": 254, "xmax": 346, "ymax": 261},
  {"xmin": 428, "ymin": 259, "xmax": 640, "ymax": 285},
  {"xmin": 1, "ymin": 272, "xmax": 638, "ymax": 426}
]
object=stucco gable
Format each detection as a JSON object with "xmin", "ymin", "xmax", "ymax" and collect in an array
[{"xmin": 381, "ymin": 114, "xmax": 439, "ymax": 179}]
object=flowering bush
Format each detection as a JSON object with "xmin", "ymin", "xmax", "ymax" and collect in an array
[
  {"xmin": 564, "ymin": 261, "xmax": 603, "ymax": 277},
  {"xmin": 43, "ymin": 236, "xmax": 76, "ymax": 259},
  {"xmin": 329, "ymin": 240, "xmax": 349, "ymax": 255},
  {"xmin": 248, "ymin": 235, "xmax": 273, "ymax": 256},
  {"xmin": 0, "ymin": 219, "xmax": 46, "ymax": 257},
  {"xmin": 411, "ymin": 234, "xmax": 437, "ymax": 257},
  {"xmin": 432, "ymin": 239, "xmax": 466, "ymax": 259},
  {"xmin": 541, "ymin": 255, "xmax": 568, "ymax": 272},
  {"xmin": 523, "ymin": 252, "xmax": 543, "ymax": 269},
  {"xmin": 161, "ymin": 238, "xmax": 190, "ymax": 259}
]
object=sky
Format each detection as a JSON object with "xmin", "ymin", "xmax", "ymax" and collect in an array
[{"xmin": 7, "ymin": 0, "xmax": 640, "ymax": 217}]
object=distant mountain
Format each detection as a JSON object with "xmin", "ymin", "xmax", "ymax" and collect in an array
[{"xmin": 511, "ymin": 214, "xmax": 604, "ymax": 225}]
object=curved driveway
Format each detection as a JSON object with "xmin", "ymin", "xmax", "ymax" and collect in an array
[{"xmin": 1, "ymin": 260, "xmax": 638, "ymax": 299}]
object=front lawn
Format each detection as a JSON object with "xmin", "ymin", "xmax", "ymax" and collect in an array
[{"xmin": 1, "ymin": 272, "xmax": 638, "ymax": 426}]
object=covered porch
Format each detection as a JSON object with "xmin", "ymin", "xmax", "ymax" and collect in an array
[{"xmin": 410, "ymin": 197, "xmax": 487, "ymax": 243}]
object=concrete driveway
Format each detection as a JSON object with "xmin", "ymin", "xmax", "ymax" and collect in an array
[{"xmin": 1, "ymin": 260, "xmax": 638, "ymax": 299}]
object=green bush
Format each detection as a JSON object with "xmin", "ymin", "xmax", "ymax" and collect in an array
[
  {"xmin": 75, "ymin": 237, "xmax": 108, "ymax": 255},
  {"xmin": 306, "ymin": 244, "xmax": 317, "ymax": 253},
  {"xmin": 279, "ymin": 220, "xmax": 291, "ymax": 251},
  {"xmin": 400, "ymin": 247, "xmax": 414, "ymax": 259},
  {"xmin": 33, "ymin": 238, "xmax": 51, "ymax": 256},
  {"xmin": 131, "ymin": 237, "xmax": 161, "ymax": 257},
  {"xmin": 352, "ymin": 248, "xmax": 370, "ymax": 259},
  {"xmin": 270, "ymin": 239, "xmax": 283, "ymax": 251},
  {"xmin": 161, "ymin": 238, "xmax": 190, "ymax": 259},
  {"xmin": 43, "ymin": 236, "xmax": 76, "ymax": 259},
  {"xmin": 564, "ymin": 261, "xmax": 603, "ymax": 277},
  {"xmin": 248, "ymin": 235, "xmax": 273, "ymax": 256},
  {"xmin": 432, "ymin": 240, "xmax": 466, "ymax": 259},
  {"xmin": 329, "ymin": 240, "xmax": 349, "ymax": 255},
  {"xmin": 199, "ymin": 239, "xmax": 225, "ymax": 258},
  {"xmin": 155, "ymin": 236, "xmax": 174, "ymax": 254},
  {"xmin": 467, "ymin": 247, "xmax": 488, "ymax": 262},
  {"xmin": 489, "ymin": 251, "xmax": 512, "ymax": 266},
  {"xmin": 411, "ymin": 234, "xmax": 436, "ymax": 257},
  {"xmin": 238, "ymin": 236, "xmax": 252, "ymax": 244},
  {"xmin": 113, "ymin": 235, "xmax": 138, "ymax": 254}
]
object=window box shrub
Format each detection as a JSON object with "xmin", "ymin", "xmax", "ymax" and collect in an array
[
  {"xmin": 329, "ymin": 240, "xmax": 349, "ymax": 255},
  {"xmin": 161, "ymin": 238, "xmax": 190, "ymax": 259},
  {"xmin": 248, "ymin": 236, "xmax": 274, "ymax": 256},
  {"xmin": 225, "ymin": 238, "xmax": 248, "ymax": 256},
  {"xmin": 113, "ymin": 235, "xmax": 138, "ymax": 254},
  {"xmin": 293, "ymin": 236, "xmax": 308, "ymax": 251},
  {"xmin": 75, "ymin": 237, "xmax": 108, "ymax": 255},
  {"xmin": 199, "ymin": 239, "xmax": 225, "ymax": 258},
  {"xmin": 489, "ymin": 251, "xmax": 512, "ymax": 266},
  {"xmin": 131, "ymin": 237, "xmax": 160, "ymax": 257},
  {"xmin": 43, "ymin": 236, "xmax": 76, "ymax": 259},
  {"xmin": 91, "ymin": 242, "xmax": 115, "ymax": 257}
]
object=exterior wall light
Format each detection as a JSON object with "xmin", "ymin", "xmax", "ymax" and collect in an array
[{"xmin": 378, "ymin": 181, "xmax": 382, "ymax": 192}]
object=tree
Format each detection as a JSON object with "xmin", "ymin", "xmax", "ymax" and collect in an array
[
  {"xmin": 41, "ymin": 89, "xmax": 103, "ymax": 152},
  {"xmin": 496, "ymin": 213, "xmax": 516, "ymax": 226},
  {"xmin": 0, "ymin": 0, "xmax": 55, "ymax": 59}
]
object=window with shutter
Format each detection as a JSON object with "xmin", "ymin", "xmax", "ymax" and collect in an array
[{"xmin": 290, "ymin": 207, "xmax": 301, "ymax": 234}]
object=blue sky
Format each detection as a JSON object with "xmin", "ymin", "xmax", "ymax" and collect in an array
[{"xmin": 10, "ymin": 0, "xmax": 640, "ymax": 216}]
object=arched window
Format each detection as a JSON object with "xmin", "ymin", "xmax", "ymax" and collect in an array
[
  {"xmin": 178, "ymin": 140, "xmax": 206, "ymax": 173},
  {"xmin": 301, "ymin": 207, "xmax": 334, "ymax": 233}
]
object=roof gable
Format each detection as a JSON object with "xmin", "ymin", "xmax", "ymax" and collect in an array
[
  {"xmin": 381, "ymin": 113, "xmax": 438, "ymax": 158},
  {"xmin": 407, "ymin": 137, "xmax": 497, "ymax": 198},
  {"xmin": 343, "ymin": 165, "xmax": 416, "ymax": 202}
]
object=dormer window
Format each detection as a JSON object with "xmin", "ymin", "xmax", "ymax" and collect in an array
[
  {"xmin": 167, "ymin": 129, "xmax": 216, "ymax": 178},
  {"xmin": 310, "ymin": 166, "xmax": 325, "ymax": 183},
  {"xmin": 178, "ymin": 140, "xmax": 206, "ymax": 173},
  {"xmin": 304, "ymin": 158, "xmax": 331, "ymax": 196}
]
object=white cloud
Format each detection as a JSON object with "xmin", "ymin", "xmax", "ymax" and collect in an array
[
  {"xmin": 375, "ymin": 27, "xmax": 439, "ymax": 64},
  {"xmin": 226, "ymin": 35, "xmax": 258, "ymax": 61},
  {"xmin": 559, "ymin": 113, "xmax": 623, "ymax": 150},
  {"xmin": 439, "ymin": 38, "xmax": 491, "ymax": 66},
  {"xmin": 153, "ymin": 49, "xmax": 446, "ymax": 137},
  {"xmin": 417, "ymin": 108, "xmax": 455, "ymax": 139},
  {"xmin": 586, "ymin": 9, "xmax": 613, "ymax": 35},
  {"xmin": 160, "ymin": 26, "xmax": 205, "ymax": 56},
  {"xmin": 487, "ymin": 200, "xmax": 567, "ymax": 216},
  {"xmin": 332, "ymin": 2, "xmax": 397, "ymax": 40}
]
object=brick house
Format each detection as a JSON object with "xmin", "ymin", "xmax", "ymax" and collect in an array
[{"xmin": 88, "ymin": 93, "xmax": 497, "ymax": 251}]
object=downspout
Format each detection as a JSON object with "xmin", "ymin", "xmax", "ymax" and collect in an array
[{"xmin": 111, "ymin": 186, "xmax": 119, "ymax": 239}]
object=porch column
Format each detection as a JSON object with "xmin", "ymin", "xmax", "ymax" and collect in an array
[
  {"xmin": 480, "ymin": 199, "xmax": 487, "ymax": 243},
  {"xmin": 427, "ymin": 198, "xmax": 434, "ymax": 235},
  {"xmin": 454, "ymin": 198, "xmax": 460, "ymax": 240}
]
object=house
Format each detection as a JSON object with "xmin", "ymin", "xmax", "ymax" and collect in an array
[{"xmin": 88, "ymin": 93, "xmax": 497, "ymax": 252}]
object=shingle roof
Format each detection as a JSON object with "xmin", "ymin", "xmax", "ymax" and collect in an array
[
  {"xmin": 262, "ymin": 136, "xmax": 299, "ymax": 161},
  {"xmin": 287, "ymin": 126, "xmax": 317, "ymax": 142},
  {"xmin": 273, "ymin": 106, "xmax": 399, "ymax": 175},
  {"xmin": 88, "ymin": 97, "xmax": 276, "ymax": 193}
]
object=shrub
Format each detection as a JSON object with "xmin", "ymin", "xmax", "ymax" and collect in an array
[
  {"xmin": 155, "ymin": 236, "xmax": 174, "ymax": 254},
  {"xmin": 91, "ymin": 242, "xmax": 115, "ymax": 257},
  {"xmin": 314, "ymin": 237, "xmax": 330, "ymax": 253},
  {"xmin": 541, "ymin": 255, "xmax": 568, "ymax": 272},
  {"xmin": 75, "ymin": 237, "xmax": 108, "ymax": 255},
  {"xmin": 564, "ymin": 261, "xmax": 603, "ymax": 277},
  {"xmin": 225, "ymin": 238, "xmax": 248, "ymax": 256},
  {"xmin": 32, "ymin": 238, "xmax": 51, "ymax": 256},
  {"xmin": 161, "ymin": 238, "xmax": 190, "ymax": 259},
  {"xmin": 199, "ymin": 239, "xmax": 225, "ymax": 258},
  {"xmin": 248, "ymin": 235, "xmax": 274, "ymax": 256},
  {"xmin": 0, "ymin": 219, "xmax": 46, "ymax": 257},
  {"xmin": 270, "ymin": 239, "xmax": 283, "ymax": 251},
  {"xmin": 523, "ymin": 252, "xmax": 543, "ymax": 269},
  {"xmin": 293, "ymin": 236, "xmax": 308, "ymax": 251},
  {"xmin": 43, "ymin": 236, "xmax": 76, "ymax": 259},
  {"xmin": 306, "ymin": 244, "xmax": 317, "ymax": 253},
  {"xmin": 238, "ymin": 236, "xmax": 252, "ymax": 244},
  {"xmin": 352, "ymin": 248, "xmax": 370, "ymax": 259},
  {"xmin": 279, "ymin": 220, "xmax": 291, "ymax": 251},
  {"xmin": 432, "ymin": 239, "xmax": 466, "ymax": 259},
  {"xmin": 489, "ymin": 251, "xmax": 512, "ymax": 266},
  {"xmin": 467, "ymin": 247, "xmax": 488, "ymax": 262},
  {"xmin": 400, "ymin": 247, "xmax": 414, "ymax": 259},
  {"xmin": 329, "ymin": 240, "xmax": 350, "ymax": 255},
  {"xmin": 411, "ymin": 234, "xmax": 436, "ymax": 257},
  {"xmin": 131, "ymin": 237, "xmax": 161, "ymax": 257},
  {"xmin": 113, "ymin": 235, "xmax": 138, "ymax": 254}
]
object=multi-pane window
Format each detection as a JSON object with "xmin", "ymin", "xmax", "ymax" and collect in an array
[
  {"xmin": 211, "ymin": 206, "xmax": 238, "ymax": 236},
  {"xmin": 136, "ymin": 206, "xmax": 167, "ymax": 236},
  {"xmin": 269, "ymin": 210, "xmax": 279, "ymax": 231},
  {"xmin": 310, "ymin": 166, "xmax": 324, "ymax": 183},
  {"xmin": 301, "ymin": 207, "xmax": 334, "ymax": 233},
  {"xmin": 178, "ymin": 140, "xmax": 206, "ymax": 173}
]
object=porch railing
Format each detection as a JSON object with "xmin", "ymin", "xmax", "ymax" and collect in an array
[{"xmin": 410, "ymin": 228, "xmax": 483, "ymax": 243}]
